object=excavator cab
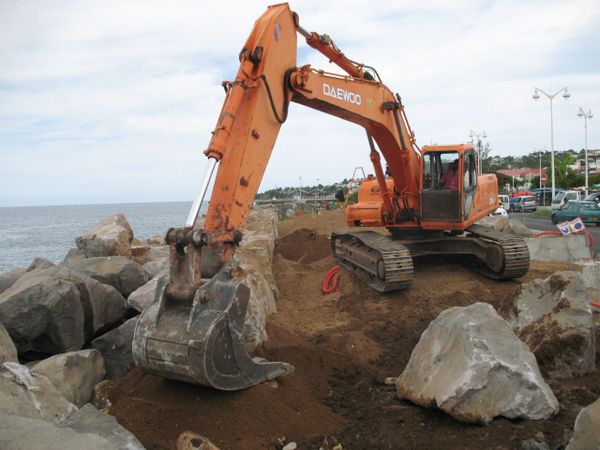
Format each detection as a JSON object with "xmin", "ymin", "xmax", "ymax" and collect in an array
[{"xmin": 420, "ymin": 145, "xmax": 478, "ymax": 224}]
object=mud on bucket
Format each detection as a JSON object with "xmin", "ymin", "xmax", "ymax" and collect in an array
[{"xmin": 132, "ymin": 269, "xmax": 293, "ymax": 390}]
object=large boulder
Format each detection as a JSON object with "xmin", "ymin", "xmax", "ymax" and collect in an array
[
  {"xmin": 396, "ymin": 302, "xmax": 559, "ymax": 424},
  {"xmin": 59, "ymin": 404, "xmax": 145, "ymax": 450},
  {"xmin": 503, "ymin": 218, "xmax": 535, "ymax": 237},
  {"xmin": 525, "ymin": 234, "xmax": 592, "ymax": 262},
  {"xmin": 91, "ymin": 317, "xmax": 137, "ymax": 379},
  {"xmin": 0, "ymin": 411, "xmax": 117, "ymax": 450},
  {"xmin": 0, "ymin": 362, "xmax": 77, "ymax": 424},
  {"xmin": 573, "ymin": 260, "xmax": 600, "ymax": 291},
  {"xmin": 505, "ymin": 272, "xmax": 595, "ymax": 379},
  {"xmin": 0, "ymin": 322, "xmax": 18, "ymax": 363},
  {"xmin": 0, "ymin": 274, "xmax": 85, "ymax": 354},
  {"xmin": 567, "ymin": 397, "xmax": 600, "ymax": 450},
  {"xmin": 75, "ymin": 214, "xmax": 134, "ymax": 258},
  {"xmin": 142, "ymin": 259, "xmax": 169, "ymax": 280},
  {"xmin": 32, "ymin": 350, "xmax": 106, "ymax": 407},
  {"xmin": 0, "ymin": 265, "xmax": 127, "ymax": 353},
  {"xmin": 476, "ymin": 214, "xmax": 509, "ymax": 232},
  {"xmin": 65, "ymin": 256, "xmax": 147, "ymax": 298}
]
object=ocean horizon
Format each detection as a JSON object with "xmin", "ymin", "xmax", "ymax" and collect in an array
[{"xmin": 0, "ymin": 201, "xmax": 203, "ymax": 273}]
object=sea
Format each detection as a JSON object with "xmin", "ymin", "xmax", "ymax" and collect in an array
[{"xmin": 0, "ymin": 201, "xmax": 198, "ymax": 273}]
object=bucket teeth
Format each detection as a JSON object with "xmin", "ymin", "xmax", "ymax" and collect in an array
[{"xmin": 132, "ymin": 269, "xmax": 293, "ymax": 390}]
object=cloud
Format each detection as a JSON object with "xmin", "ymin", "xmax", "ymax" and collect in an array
[{"xmin": 1, "ymin": 0, "xmax": 599, "ymax": 206}]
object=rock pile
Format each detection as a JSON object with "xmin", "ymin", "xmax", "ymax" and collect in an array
[{"xmin": 0, "ymin": 209, "xmax": 283, "ymax": 448}]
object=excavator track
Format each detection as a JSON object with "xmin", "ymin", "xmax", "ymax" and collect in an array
[
  {"xmin": 332, "ymin": 231, "xmax": 414, "ymax": 292},
  {"xmin": 467, "ymin": 224, "xmax": 530, "ymax": 280}
]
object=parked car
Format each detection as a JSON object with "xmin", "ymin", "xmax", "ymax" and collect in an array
[
  {"xmin": 585, "ymin": 191, "xmax": 600, "ymax": 204},
  {"xmin": 551, "ymin": 190, "xmax": 581, "ymax": 210},
  {"xmin": 509, "ymin": 195, "xmax": 537, "ymax": 212},
  {"xmin": 551, "ymin": 200, "xmax": 600, "ymax": 225}
]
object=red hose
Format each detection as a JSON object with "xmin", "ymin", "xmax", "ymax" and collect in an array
[
  {"xmin": 592, "ymin": 301, "xmax": 600, "ymax": 309},
  {"xmin": 322, "ymin": 266, "xmax": 341, "ymax": 294}
]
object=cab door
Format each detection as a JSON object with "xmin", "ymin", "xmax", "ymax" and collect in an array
[{"xmin": 462, "ymin": 151, "xmax": 477, "ymax": 219}]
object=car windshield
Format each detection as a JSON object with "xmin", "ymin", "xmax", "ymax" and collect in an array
[{"xmin": 552, "ymin": 192, "xmax": 565, "ymax": 203}]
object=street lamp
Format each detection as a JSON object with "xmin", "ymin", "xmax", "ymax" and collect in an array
[
  {"xmin": 577, "ymin": 107, "xmax": 593, "ymax": 196},
  {"xmin": 532, "ymin": 86, "xmax": 570, "ymax": 200},
  {"xmin": 469, "ymin": 130, "xmax": 487, "ymax": 174}
]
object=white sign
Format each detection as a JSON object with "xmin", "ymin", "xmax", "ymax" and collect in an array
[{"xmin": 557, "ymin": 217, "xmax": 586, "ymax": 235}]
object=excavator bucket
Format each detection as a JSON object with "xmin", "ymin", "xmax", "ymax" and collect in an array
[{"xmin": 132, "ymin": 268, "xmax": 293, "ymax": 390}]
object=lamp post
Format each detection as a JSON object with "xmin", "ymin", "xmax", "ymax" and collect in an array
[
  {"xmin": 532, "ymin": 86, "xmax": 570, "ymax": 201},
  {"xmin": 299, "ymin": 176, "xmax": 302, "ymax": 200},
  {"xmin": 469, "ymin": 130, "xmax": 487, "ymax": 174},
  {"xmin": 577, "ymin": 107, "xmax": 593, "ymax": 196}
]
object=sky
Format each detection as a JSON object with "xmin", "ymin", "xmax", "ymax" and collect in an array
[{"xmin": 1, "ymin": 0, "xmax": 600, "ymax": 207}]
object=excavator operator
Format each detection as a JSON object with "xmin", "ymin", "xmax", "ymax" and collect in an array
[{"xmin": 442, "ymin": 159, "xmax": 459, "ymax": 189}]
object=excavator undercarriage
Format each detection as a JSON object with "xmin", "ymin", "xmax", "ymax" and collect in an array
[{"xmin": 332, "ymin": 227, "xmax": 530, "ymax": 293}]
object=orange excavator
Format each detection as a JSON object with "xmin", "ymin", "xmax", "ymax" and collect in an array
[{"xmin": 133, "ymin": 3, "xmax": 529, "ymax": 390}]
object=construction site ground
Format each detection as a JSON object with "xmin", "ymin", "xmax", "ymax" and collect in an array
[{"xmin": 107, "ymin": 210, "xmax": 600, "ymax": 450}]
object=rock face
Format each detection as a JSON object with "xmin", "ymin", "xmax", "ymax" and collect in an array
[
  {"xmin": 65, "ymin": 256, "xmax": 147, "ymax": 298},
  {"xmin": 0, "ymin": 361, "xmax": 145, "ymax": 450},
  {"xmin": 396, "ymin": 302, "xmax": 559, "ymax": 424},
  {"xmin": 0, "ymin": 274, "xmax": 85, "ymax": 354},
  {"xmin": 567, "ymin": 397, "xmax": 600, "ymax": 450},
  {"xmin": 127, "ymin": 275, "xmax": 164, "ymax": 313},
  {"xmin": 59, "ymin": 404, "xmax": 145, "ymax": 450},
  {"xmin": 91, "ymin": 317, "xmax": 137, "ymax": 379},
  {"xmin": 506, "ymin": 272, "xmax": 595, "ymax": 379},
  {"xmin": 0, "ymin": 362, "xmax": 77, "ymax": 424},
  {"xmin": 0, "ymin": 265, "xmax": 128, "ymax": 355},
  {"xmin": 32, "ymin": 350, "xmax": 106, "ymax": 407},
  {"xmin": 75, "ymin": 213, "xmax": 134, "ymax": 258},
  {"xmin": 0, "ymin": 322, "xmax": 18, "ymax": 363},
  {"xmin": 526, "ymin": 234, "xmax": 592, "ymax": 262},
  {"xmin": 232, "ymin": 209, "xmax": 279, "ymax": 351}
]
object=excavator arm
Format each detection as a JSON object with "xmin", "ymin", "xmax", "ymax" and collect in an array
[{"xmin": 133, "ymin": 3, "xmax": 422, "ymax": 390}]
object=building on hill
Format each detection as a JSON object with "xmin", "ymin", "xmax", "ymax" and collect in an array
[{"xmin": 496, "ymin": 168, "xmax": 546, "ymax": 193}]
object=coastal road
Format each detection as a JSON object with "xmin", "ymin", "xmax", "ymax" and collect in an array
[{"xmin": 509, "ymin": 211, "xmax": 600, "ymax": 254}]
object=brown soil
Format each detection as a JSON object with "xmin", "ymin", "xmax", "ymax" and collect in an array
[
  {"xmin": 275, "ymin": 228, "xmax": 332, "ymax": 263},
  {"xmin": 107, "ymin": 209, "xmax": 600, "ymax": 450}
]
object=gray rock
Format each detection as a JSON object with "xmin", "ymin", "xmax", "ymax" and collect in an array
[
  {"xmin": 62, "ymin": 248, "xmax": 86, "ymax": 267},
  {"xmin": 0, "ymin": 322, "xmax": 18, "ymax": 363},
  {"xmin": 476, "ymin": 215, "xmax": 509, "ymax": 232},
  {"xmin": 0, "ymin": 274, "xmax": 85, "ymax": 354},
  {"xmin": 65, "ymin": 256, "xmax": 147, "ymax": 298},
  {"xmin": 75, "ymin": 213, "xmax": 134, "ymax": 258},
  {"xmin": 573, "ymin": 260, "xmax": 600, "ymax": 291},
  {"xmin": 0, "ymin": 268, "xmax": 26, "ymax": 295},
  {"xmin": 59, "ymin": 404, "xmax": 145, "ymax": 450},
  {"xmin": 26, "ymin": 258, "xmax": 56, "ymax": 272},
  {"xmin": 526, "ymin": 234, "xmax": 592, "ymax": 262},
  {"xmin": 396, "ymin": 302, "xmax": 559, "ymax": 424},
  {"xmin": 18, "ymin": 265, "xmax": 127, "ymax": 342},
  {"xmin": 504, "ymin": 218, "xmax": 535, "ymax": 237},
  {"xmin": 32, "ymin": 350, "xmax": 106, "ymax": 407},
  {"xmin": 0, "ymin": 411, "xmax": 116, "ymax": 450},
  {"xmin": 127, "ymin": 275, "xmax": 164, "ymax": 313},
  {"xmin": 231, "ymin": 209, "xmax": 279, "ymax": 351},
  {"xmin": 0, "ymin": 361, "xmax": 77, "ymax": 424},
  {"xmin": 91, "ymin": 317, "xmax": 137, "ymax": 379},
  {"xmin": 507, "ymin": 271, "xmax": 595, "ymax": 379},
  {"xmin": 566, "ymin": 397, "xmax": 600, "ymax": 450},
  {"xmin": 142, "ymin": 259, "xmax": 169, "ymax": 280}
]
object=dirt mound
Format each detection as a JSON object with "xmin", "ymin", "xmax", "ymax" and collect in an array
[
  {"xmin": 275, "ymin": 228, "xmax": 331, "ymax": 263},
  {"xmin": 106, "ymin": 211, "xmax": 600, "ymax": 450}
]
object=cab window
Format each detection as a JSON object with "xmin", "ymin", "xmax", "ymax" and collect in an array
[
  {"xmin": 422, "ymin": 151, "xmax": 459, "ymax": 190},
  {"xmin": 463, "ymin": 153, "xmax": 476, "ymax": 189}
]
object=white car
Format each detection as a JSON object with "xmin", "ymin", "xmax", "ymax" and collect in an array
[{"xmin": 490, "ymin": 207, "xmax": 508, "ymax": 217}]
